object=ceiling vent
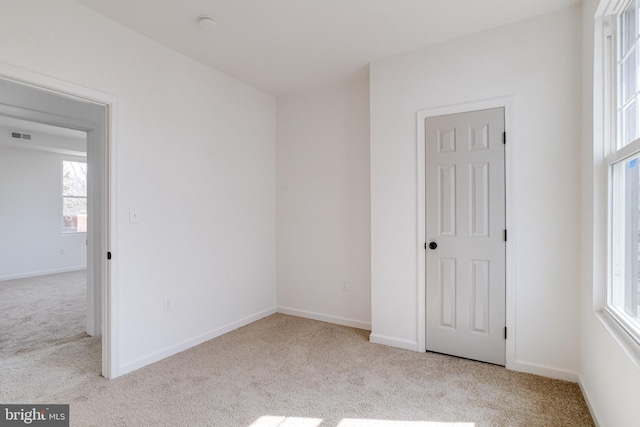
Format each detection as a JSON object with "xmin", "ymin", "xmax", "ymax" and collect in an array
[{"xmin": 10, "ymin": 131, "xmax": 32, "ymax": 141}]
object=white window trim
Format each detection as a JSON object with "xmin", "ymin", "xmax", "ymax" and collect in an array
[{"xmin": 595, "ymin": 0, "xmax": 640, "ymax": 367}]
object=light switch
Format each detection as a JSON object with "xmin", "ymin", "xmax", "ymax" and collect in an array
[{"xmin": 129, "ymin": 208, "xmax": 140, "ymax": 224}]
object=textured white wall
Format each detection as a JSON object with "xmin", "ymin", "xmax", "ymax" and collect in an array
[
  {"xmin": 370, "ymin": 6, "xmax": 582, "ymax": 379},
  {"xmin": 0, "ymin": 0, "xmax": 276, "ymax": 375},
  {"xmin": 579, "ymin": 0, "xmax": 640, "ymax": 425},
  {"xmin": 0, "ymin": 142, "xmax": 87, "ymax": 280},
  {"xmin": 276, "ymin": 76, "xmax": 371, "ymax": 329}
]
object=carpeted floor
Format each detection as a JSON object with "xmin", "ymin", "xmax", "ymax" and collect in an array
[
  {"xmin": 0, "ymin": 271, "xmax": 89, "ymax": 357},
  {"xmin": 0, "ymin": 272, "xmax": 594, "ymax": 426}
]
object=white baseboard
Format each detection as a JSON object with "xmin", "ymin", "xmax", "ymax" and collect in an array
[
  {"xmin": 277, "ymin": 306, "xmax": 371, "ymax": 330},
  {"xmin": 369, "ymin": 333, "xmax": 418, "ymax": 351},
  {"xmin": 0, "ymin": 265, "xmax": 87, "ymax": 281},
  {"xmin": 118, "ymin": 307, "xmax": 277, "ymax": 377},
  {"xmin": 507, "ymin": 359, "xmax": 579, "ymax": 382},
  {"xmin": 578, "ymin": 376, "xmax": 601, "ymax": 427},
  {"xmin": 369, "ymin": 336, "xmax": 581, "ymax": 383}
]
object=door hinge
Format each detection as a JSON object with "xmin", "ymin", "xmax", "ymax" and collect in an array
[
  {"xmin": 107, "ymin": 251, "xmax": 112, "ymax": 260},
  {"xmin": 504, "ymin": 327, "xmax": 507, "ymax": 339},
  {"xmin": 503, "ymin": 229, "xmax": 507, "ymax": 242},
  {"xmin": 503, "ymin": 131, "xmax": 506, "ymax": 145}
]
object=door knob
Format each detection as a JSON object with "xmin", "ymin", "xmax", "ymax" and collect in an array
[{"xmin": 429, "ymin": 242, "xmax": 438, "ymax": 250}]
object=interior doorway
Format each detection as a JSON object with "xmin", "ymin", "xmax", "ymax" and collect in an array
[
  {"xmin": 0, "ymin": 69, "xmax": 115, "ymax": 377},
  {"xmin": 422, "ymin": 107, "xmax": 507, "ymax": 366}
]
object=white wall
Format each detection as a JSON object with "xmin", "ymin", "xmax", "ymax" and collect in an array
[
  {"xmin": 0, "ymin": 0, "xmax": 276, "ymax": 376},
  {"xmin": 370, "ymin": 5, "xmax": 583, "ymax": 380},
  {"xmin": 277, "ymin": 76, "xmax": 371, "ymax": 329},
  {"xmin": 580, "ymin": 0, "xmax": 640, "ymax": 425},
  {"xmin": 0, "ymin": 139, "xmax": 87, "ymax": 280}
]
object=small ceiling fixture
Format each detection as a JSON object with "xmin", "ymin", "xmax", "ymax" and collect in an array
[{"xmin": 197, "ymin": 15, "xmax": 218, "ymax": 30}]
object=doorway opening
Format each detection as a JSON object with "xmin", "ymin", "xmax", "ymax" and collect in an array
[
  {"xmin": 0, "ymin": 67, "xmax": 116, "ymax": 378},
  {"xmin": 0, "ymin": 118, "xmax": 91, "ymax": 364}
]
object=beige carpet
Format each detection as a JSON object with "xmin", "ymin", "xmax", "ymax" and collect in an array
[
  {"xmin": 0, "ymin": 271, "xmax": 89, "ymax": 356},
  {"xmin": 0, "ymin": 272, "xmax": 594, "ymax": 426}
]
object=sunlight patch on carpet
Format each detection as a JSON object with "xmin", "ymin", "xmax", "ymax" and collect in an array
[
  {"xmin": 248, "ymin": 417, "xmax": 475, "ymax": 427},
  {"xmin": 249, "ymin": 416, "xmax": 323, "ymax": 427},
  {"xmin": 338, "ymin": 421, "xmax": 475, "ymax": 427}
]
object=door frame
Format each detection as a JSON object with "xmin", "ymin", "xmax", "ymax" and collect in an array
[
  {"xmin": 0, "ymin": 62, "xmax": 119, "ymax": 378},
  {"xmin": 416, "ymin": 97, "xmax": 515, "ymax": 368}
]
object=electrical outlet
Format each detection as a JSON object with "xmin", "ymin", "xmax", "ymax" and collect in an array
[
  {"xmin": 59, "ymin": 248, "xmax": 66, "ymax": 255},
  {"xmin": 341, "ymin": 280, "xmax": 349, "ymax": 292},
  {"xmin": 163, "ymin": 298, "xmax": 172, "ymax": 312}
]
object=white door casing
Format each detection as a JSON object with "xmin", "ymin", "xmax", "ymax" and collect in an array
[{"xmin": 425, "ymin": 107, "xmax": 506, "ymax": 365}]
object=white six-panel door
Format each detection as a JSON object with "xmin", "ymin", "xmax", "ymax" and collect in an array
[{"xmin": 425, "ymin": 107, "xmax": 506, "ymax": 365}]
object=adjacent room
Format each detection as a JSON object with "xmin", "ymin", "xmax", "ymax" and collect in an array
[
  {"xmin": 0, "ymin": 0, "xmax": 638, "ymax": 426},
  {"xmin": 0, "ymin": 118, "xmax": 91, "ymax": 352}
]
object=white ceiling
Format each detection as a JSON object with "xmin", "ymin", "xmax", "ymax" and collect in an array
[
  {"xmin": 75, "ymin": 0, "xmax": 581, "ymax": 96},
  {"xmin": 0, "ymin": 115, "xmax": 86, "ymax": 140}
]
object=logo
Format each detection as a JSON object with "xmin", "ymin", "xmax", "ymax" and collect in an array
[{"xmin": 1, "ymin": 405, "xmax": 69, "ymax": 426}]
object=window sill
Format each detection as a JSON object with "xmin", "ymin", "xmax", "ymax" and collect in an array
[{"xmin": 596, "ymin": 308, "xmax": 640, "ymax": 370}]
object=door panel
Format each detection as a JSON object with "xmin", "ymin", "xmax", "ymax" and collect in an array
[
  {"xmin": 438, "ymin": 165, "xmax": 456, "ymax": 236},
  {"xmin": 425, "ymin": 107, "xmax": 506, "ymax": 366}
]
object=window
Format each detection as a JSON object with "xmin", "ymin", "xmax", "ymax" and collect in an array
[
  {"xmin": 618, "ymin": 1, "xmax": 639, "ymax": 147},
  {"xmin": 606, "ymin": 0, "xmax": 640, "ymax": 342},
  {"xmin": 62, "ymin": 160, "xmax": 87, "ymax": 233}
]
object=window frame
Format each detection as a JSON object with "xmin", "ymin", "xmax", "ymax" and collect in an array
[
  {"xmin": 61, "ymin": 159, "xmax": 88, "ymax": 234},
  {"xmin": 604, "ymin": 0, "xmax": 640, "ymax": 346}
]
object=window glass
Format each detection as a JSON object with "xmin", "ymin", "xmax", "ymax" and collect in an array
[
  {"xmin": 618, "ymin": 0, "xmax": 640, "ymax": 148},
  {"xmin": 620, "ymin": 2, "xmax": 636, "ymax": 53},
  {"xmin": 622, "ymin": 100, "xmax": 638, "ymax": 146},
  {"xmin": 610, "ymin": 155, "xmax": 640, "ymax": 327},
  {"xmin": 62, "ymin": 160, "xmax": 87, "ymax": 233}
]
